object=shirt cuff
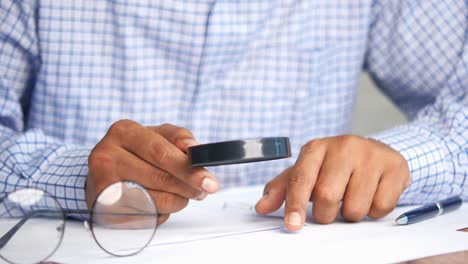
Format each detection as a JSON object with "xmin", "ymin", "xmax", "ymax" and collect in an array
[
  {"xmin": 369, "ymin": 124, "xmax": 460, "ymax": 205},
  {"xmin": 34, "ymin": 147, "xmax": 90, "ymax": 212}
]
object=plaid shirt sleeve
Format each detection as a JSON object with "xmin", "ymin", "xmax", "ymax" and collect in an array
[
  {"xmin": 0, "ymin": 1, "xmax": 89, "ymax": 211},
  {"xmin": 365, "ymin": 1, "xmax": 467, "ymax": 204}
]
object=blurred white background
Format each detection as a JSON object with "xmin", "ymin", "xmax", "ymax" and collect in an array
[{"xmin": 352, "ymin": 74, "xmax": 407, "ymax": 135}]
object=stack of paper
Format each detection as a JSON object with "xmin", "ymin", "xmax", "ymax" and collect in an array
[{"xmin": 41, "ymin": 186, "xmax": 468, "ymax": 263}]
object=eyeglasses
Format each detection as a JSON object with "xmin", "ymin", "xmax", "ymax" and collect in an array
[{"xmin": 0, "ymin": 181, "xmax": 158, "ymax": 264}]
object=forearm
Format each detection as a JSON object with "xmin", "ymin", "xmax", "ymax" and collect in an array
[{"xmin": 370, "ymin": 94, "xmax": 467, "ymax": 204}]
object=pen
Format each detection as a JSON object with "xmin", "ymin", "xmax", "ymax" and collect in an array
[{"xmin": 395, "ymin": 196, "xmax": 462, "ymax": 225}]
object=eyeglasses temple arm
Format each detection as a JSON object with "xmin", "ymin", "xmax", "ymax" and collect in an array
[{"xmin": 62, "ymin": 209, "xmax": 93, "ymax": 215}]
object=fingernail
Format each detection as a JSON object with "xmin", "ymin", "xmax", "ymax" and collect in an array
[
  {"xmin": 184, "ymin": 139, "xmax": 200, "ymax": 148},
  {"xmin": 287, "ymin": 212, "xmax": 302, "ymax": 227},
  {"xmin": 201, "ymin": 178, "xmax": 219, "ymax": 194},
  {"xmin": 195, "ymin": 192, "xmax": 208, "ymax": 201}
]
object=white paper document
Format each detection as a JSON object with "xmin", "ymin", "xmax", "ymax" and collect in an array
[{"xmin": 40, "ymin": 186, "xmax": 468, "ymax": 263}]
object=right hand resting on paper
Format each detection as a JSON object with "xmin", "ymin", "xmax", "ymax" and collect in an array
[{"xmin": 86, "ymin": 120, "xmax": 219, "ymax": 225}]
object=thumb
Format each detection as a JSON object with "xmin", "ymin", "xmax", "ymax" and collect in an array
[{"xmin": 255, "ymin": 167, "xmax": 290, "ymax": 215}]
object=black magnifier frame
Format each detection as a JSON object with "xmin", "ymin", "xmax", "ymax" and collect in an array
[{"xmin": 188, "ymin": 137, "xmax": 291, "ymax": 167}]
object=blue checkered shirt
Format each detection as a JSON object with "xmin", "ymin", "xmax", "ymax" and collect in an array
[{"xmin": 0, "ymin": 1, "xmax": 467, "ymax": 211}]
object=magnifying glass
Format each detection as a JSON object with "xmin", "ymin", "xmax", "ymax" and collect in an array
[{"xmin": 188, "ymin": 137, "xmax": 291, "ymax": 167}]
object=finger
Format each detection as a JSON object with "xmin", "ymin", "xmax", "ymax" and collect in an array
[
  {"xmin": 341, "ymin": 169, "xmax": 381, "ymax": 222},
  {"xmin": 92, "ymin": 212, "xmax": 158, "ymax": 229},
  {"xmin": 255, "ymin": 167, "xmax": 291, "ymax": 214},
  {"xmin": 148, "ymin": 124, "xmax": 200, "ymax": 152},
  {"xmin": 107, "ymin": 120, "xmax": 219, "ymax": 194},
  {"xmin": 91, "ymin": 186, "xmax": 161, "ymax": 229},
  {"xmin": 311, "ymin": 150, "xmax": 352, "ymax": 224},
  {"xmin": 368, "ymin": 172, "xmax": 402, "ymax": 219},
  {"xmin": 107, "ymin": 144, "xmax": 204, "ymax": 199},
  {"xmin": 157, "ymin": 214, "xmax": 170, "ymax": 225},
  {"xmin": 284, "ymin": 142, "xmax": 327, "ymax": 231},
  {"xmin": 148, "ymin": 190, "xmax": 189, "ymax": 214},
  {"xmin": 87, "ymin": 149, "xmax": 122, "ymax": 208}
]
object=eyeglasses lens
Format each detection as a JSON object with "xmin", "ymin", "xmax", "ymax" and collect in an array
[
  {"xmin": 90, "ymin": 182, "xmax": 158, "ymax": 257},
  {"xmin": 0, "ymin": 189, "xmax": 64, "ymax": 264}
]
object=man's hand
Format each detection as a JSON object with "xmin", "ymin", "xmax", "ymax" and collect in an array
[
  {"xmin": 255, "ymin": 135, "xmax": 411, "ymax": 231},
  {"xmin": 86, "ymin": 120, "xmax": 219, "ymax": 225}
]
